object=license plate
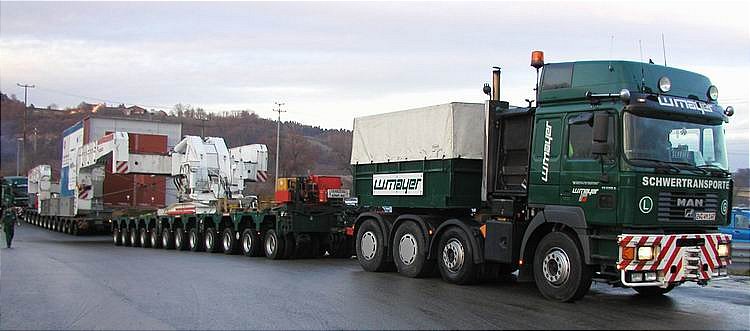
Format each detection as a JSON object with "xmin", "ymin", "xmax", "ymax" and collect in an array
[
  {"xmin": 695, "ymin": 212, "xmax": 716, "ymax": 221},
  {"xmin": 326, "ymin": 189, "xmax": 350, "ymax": 199}
]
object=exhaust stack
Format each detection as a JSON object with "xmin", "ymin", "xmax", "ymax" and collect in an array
[{"xmin": 491, "ymin": 67, "xmax": 501, "ymax": 101}]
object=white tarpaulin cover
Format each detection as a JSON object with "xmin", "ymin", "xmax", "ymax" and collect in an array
[{"xmin": 351, "ymin": 102, "xmax": 485, "ymax": 164}]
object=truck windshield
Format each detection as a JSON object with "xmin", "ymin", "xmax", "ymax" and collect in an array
[{"xmin": 623, "ymin": 112, "xmax": 728, "ymax": 171}]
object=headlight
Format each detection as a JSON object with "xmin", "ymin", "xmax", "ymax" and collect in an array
[
  {"xmin": 637, "ymin": 246, "xmax": 654, "ymax": 260},
  {"xmin": 658, "ymin": 76, "xmax": 671, "ymax": 93},
  {"xmin": 717, "ymin": 243, "xmax": 730, "ymax": 257},
  {"xmin": 708, "ymin": 85, "xmax": 718, "ymax": 101}
]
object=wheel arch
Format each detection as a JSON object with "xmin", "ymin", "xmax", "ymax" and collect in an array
[
  {"xmin": 429, "ymin": 218, "xmax": 484, "ymax": 264},
  {"xmin": 518, "ymin": 206, "xmax": 592, "ymax": 281}
]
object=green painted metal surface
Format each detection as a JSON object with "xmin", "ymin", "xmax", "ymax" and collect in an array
[{"xmin": 353, "ymin": 158, "xmax": 482, "ymax": 209}]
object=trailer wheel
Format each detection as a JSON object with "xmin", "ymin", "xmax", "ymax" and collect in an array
[
  {"xmin": 533, "ymin": 231, "xmax": 592, "ymax": 302},
  {"xmin": 122, "ymin": 228, "xmax": 131, "ymax": 246},
  {"xmin": 241, "ymin": 229, "xmax": 261, "ymax": 257},
  {"xmin": 356, "ymin": 219, "xmax": 390, "ymax": 272},
  {"xmin": 150, "ymin": 229, "xmax": 162, "ymax": 249},
  {"xmin": 71, "ymin": 223, "xmax": 79, "ymax": 236},
  {"xmin": 632, "ymin": 285, "xmax": 676, "ymax": 296},
  {"xmin": 113, "ymin": 228, "xmax": 122, "ymax": 246},
  {"xmin": 437, "ymin": 227, "xmax": 477, "ymax": 284},
  {"xmin": 162, "ymin": 229, "xmax": 175, "ymax": 249},
  {"xmin": 189, "ymin": 228, "xmax": 204, "ymax": 252},
  {"xmin": 130, "ymin": 227, "xmax": 139, "ymax": 246},
  {"xmin": 283, "ymin": 233, "xmax": 297, "ymax": 259},
  {"xmin": 175, "ymin": 228, "xmax": 189, "ymax": 251},
  {"xmin": 393, "ymin": 221, "xmax": 434, "ymax": 278},
  {"xmin": 222, "ymin": 228, "xmax": 239, "ymax": 254},
  {"xmin": 264, "ymin": 229, "xmax": 285, "ymax": 260},
  {"xmin": 204, "ymin": 228, "xmax": 220, "ymax": 253},
  {"xmin": 140, "ymin": 228, "xmax": 150, "ymax": 248}
]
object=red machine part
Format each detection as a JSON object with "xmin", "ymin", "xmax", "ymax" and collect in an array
[
  {"xmin": 274, "ymin": 176, "xmax": 343, "ymax": 204},
  {"xmin": 309, "ymin": 175, "xmax": 342, "ymax": 203},
  {"xmin": 103, "ymin": 132, "xmax": 168, "ymax": 207}
]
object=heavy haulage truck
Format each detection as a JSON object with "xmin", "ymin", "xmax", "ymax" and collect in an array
[{"xmin": 350, "ymin": 51, "xmax": 735, "ymax": 301}]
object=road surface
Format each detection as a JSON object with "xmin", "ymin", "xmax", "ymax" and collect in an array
[{"xmin": 2, "ymin": 225, "xmax": 749, "ymax": 330}]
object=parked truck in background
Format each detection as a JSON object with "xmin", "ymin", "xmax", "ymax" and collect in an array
[{"xmin": 350, "ymin": 52, "xmax": 736, "ymax": 301}]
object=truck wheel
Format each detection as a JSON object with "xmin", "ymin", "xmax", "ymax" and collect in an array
[
  {"xmin": 437, "ymin": 227, "xmax": 477, "ymax": 284},
  {"xmin": 130, "ymin": 228, "xmax": 140, "ymax": 247},
  {"xmin": 204, "ymin": 228, "xmax": 219, "ymax": 253},
  {"xmin": 264, "ymin": 229, "xmax": 285, "ymax": 260},
  {"xmin": 356, "ymin": 219, "xmax": 390, "ymax": 272},
  {"xmin": 222, "ymin": 228, "xmax": 239, "ymax": 254},
  {"xmin": 71, "ymin": 223, "xmax": 79, "ymax": 236},
  {"xmin": 113, "ymin": 228, "xmax": 122, "ymax": 246},
  {"xmin": 241, "ymin": 229, "xmax": 262, "ymax": 257},
  {"xmin": 633, "ymin": 285, "xmax": 676, "ymax": 296},
  {"xmin": 188, "ymin": 228, "xmax": 208, "ymax": 252},
  {"xmin": 162, "ymin": 229, "xmax": 175, "ymax": 249},
  {"xmin": 175, "ymin": 228, "xmax": 189, "ymax": 251},
  {"xmin": 533, "ymin": 231, "xmax": 592, "ymax": 302},
  {"xmin": 284, "ymin": 233, "xmax": 297, "ymax": 259},
  {"xmin": 122, "ymin": 228, "xmax": 130, "ymax": 246},
  {"xmin": 393, "ymin": 221, "xmax": 434, "ymax": 278},
  {"xmin": 150, "ymin": 230, "xmax": 162, "ymax": 248},
  {"xmin": 140, "ymin": 228, "xmax": 150, "ymax": 248}
]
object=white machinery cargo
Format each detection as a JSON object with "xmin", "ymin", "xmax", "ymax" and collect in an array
[{"xmin": 350, "ymin": 102, "xmax": 485, "ymax": 164}]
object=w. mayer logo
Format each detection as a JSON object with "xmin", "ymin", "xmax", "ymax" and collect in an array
[
  {"xmin": 572, "ymin": 188, "xmax": 599, "ymax": 202},
  {"xmin": 658, "ymin": 96, "xmax": 714, "ymax": 115},
  {"xmin": 541, "ymin": 121, "xmax": 553, "ymax": 182},
  {"xmin": 373, "ymin": 173, "xmax": 423, "ymax": 196}
]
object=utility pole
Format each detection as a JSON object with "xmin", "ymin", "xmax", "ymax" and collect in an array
[
  {"xmin": 33, "ymin": 127, "xmax": 38, "ymax": 153},
  {"xmin": 17, "ymin": 83, "xmax": 35, "ymax": 173},
  {"xmin": 273, "ymin": 102, "xmax": 286, "ymax": 182},
  {"xmin": 16, "ymin": 138, "xmax": 22, "ymax": 176}
]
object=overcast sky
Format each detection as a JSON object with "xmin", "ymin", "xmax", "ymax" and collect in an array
[{"xmin": 1, "ymin": 1, "xmax": 748, "ymax": 169}]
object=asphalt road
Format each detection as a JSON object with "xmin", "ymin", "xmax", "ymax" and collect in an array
[{"xmin": 2, "ymin": 225, "xmax": 749, "ymax": 330}]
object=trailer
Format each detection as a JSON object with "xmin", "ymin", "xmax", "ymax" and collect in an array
[
  {"xmin": 350, "ymin": 52, "xmax": 736, "ymax": 301},
  {"xmin": 112, "ymin": 175, "xmax": 355, "ymax": 259}
]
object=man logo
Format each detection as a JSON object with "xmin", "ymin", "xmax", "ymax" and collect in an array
[
  {"xmin": 684, "ymin": 208, "xmax": 695, "ymax": 219},
  {"xmin": 676, "ymin": 198, "xmax": 704, "ymax": 208}
]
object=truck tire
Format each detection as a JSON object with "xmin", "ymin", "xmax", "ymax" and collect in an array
[
  {"xmin": 633, "ymin": 285, "xmax": 676, "ymax": 296},
  {"xmin": 151, "ymin": 230, "xmax": 162, "ymax": 249},
  {"xmin": 533, "ymin": 231, "xmax": 592, "ymax": 302},
  {"xmin": 175, "ymin": 228, "xmax": 189, "ymax": 251},
  {"xmin": 241, "ymin": 229, "xmax": 262, "ymax": 257},
  {"xmin": 189, "ymin": 228, "xmax": 204, "ymax": 252},
  {"xmin": 162, "ymin": 229, "xmax": 175, "ymax": 249},
  {"xmin": 356, "ymin": 219, "xmax": 390, "ymax": 272},
  {"xmin": 393, "ymin": 221, "xmax": 435, "ymax": 278},
  {"xmin": 327, "ymin": 233, "xmax": 351, "ymax": 258},
  {"xmin": 204, "ymin": 228, "xmax": 220, "ymax": 253},
  {"xmin": 222, "ymin": 228, "xmax": 239, "ymax": 254},
  {"xmin": 113, "ymin": 228, "xmax": 122, "ymax": 246},
  {"xmin": 437, "ymin": 226, "xmax": 477, "ymax": 285},
  {"xmin": 284, "ymin": 233, "xmax": 297, "ymax": 259},
  {"xmin": 122, "ymin": 228, "xmax": 131, "ymax": 246},
  {"xmin": 140, "ymin": 228, "xmax": 150, "ymax": 248},
  {"xmin": 130, "ymin": 227, "xmax": 140, "ymax": 247},
  {"xmin": 264, "ymin": 229, "xmax": 285, "ymax": 260}
]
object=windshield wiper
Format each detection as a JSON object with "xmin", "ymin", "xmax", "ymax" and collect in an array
[
  {"xmin": 666, "ymin": 161, "xmax": 709, "ymax": 175},
  {"xmin": 628, "ymin": 158, "xmax": 681, "ymax": 174},
  {"xmin": 698, "ymin": 164, "xmax": 730, "ymax": 176}
]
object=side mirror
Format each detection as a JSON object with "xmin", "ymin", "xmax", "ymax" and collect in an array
[{"xmin": 591, "ymin": 113, "xmax": 609, "ymax": 155}]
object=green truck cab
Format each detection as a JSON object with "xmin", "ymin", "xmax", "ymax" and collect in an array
[{"xmin": 351, "ymin": 53, "xmax": 734, "ymax": 301}]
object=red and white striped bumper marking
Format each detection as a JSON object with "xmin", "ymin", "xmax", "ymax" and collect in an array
[
  {"xmin": 116, "ymin": 161, "xmax": 129, "ymax": 174},
  {"xmin": 256, "ymin": 170, "xmax": 268, "ymax": 182},
  {"xmin": 78, "ymin": 189, "xmax": 91, "ymax": 199},
  {"xmin": 618, "ymin": 233, "xmax": 732, "ymax": 284}
]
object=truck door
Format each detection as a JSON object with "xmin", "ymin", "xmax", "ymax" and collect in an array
[
  {"xmin": 558, "ymin": 111, "xmax": 618, "ymax": 226},
  {"xmin": 528, "ymin": 115, "xmax": 563, "ymax": 205}
]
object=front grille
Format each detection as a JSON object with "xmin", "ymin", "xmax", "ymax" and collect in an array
[{"xmin": 657, "ymin": 192, "xmax": 718, "ymax": 222}]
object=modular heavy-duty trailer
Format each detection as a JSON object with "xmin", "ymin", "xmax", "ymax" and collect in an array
[{"xmin": 350, "ymin": 52, "xmax": 736, "ymax": 301}]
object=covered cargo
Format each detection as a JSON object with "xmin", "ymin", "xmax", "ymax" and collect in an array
[{"xmin": 351, "ymin": 103, "xmax": 485, "ymax": 209}]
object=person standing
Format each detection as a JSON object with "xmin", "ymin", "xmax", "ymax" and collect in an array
[{"xmin": 2, "ymin": 207, "xmax": 20, "ymax": 248}]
